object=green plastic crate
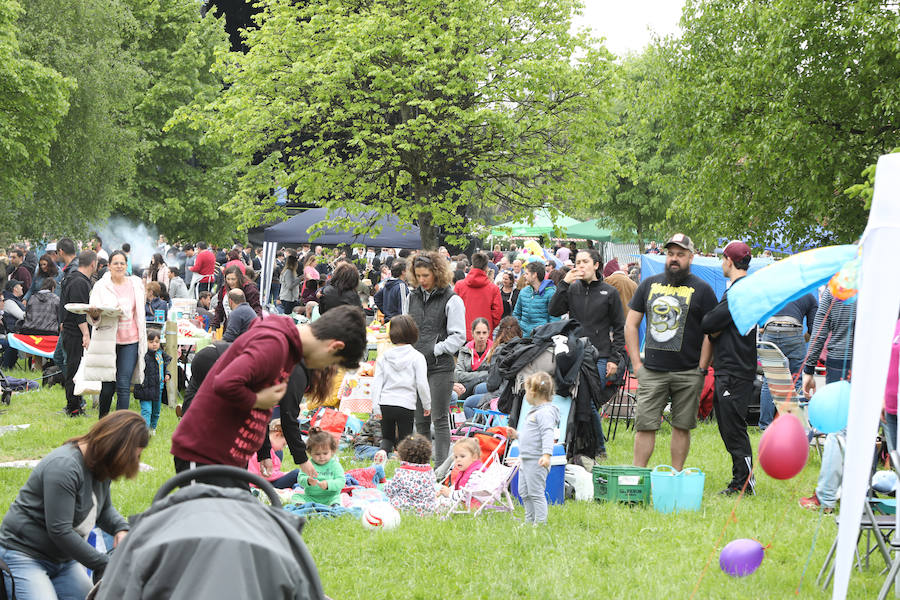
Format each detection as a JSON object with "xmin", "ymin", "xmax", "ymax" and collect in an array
[{"xmin": 593, "ymin": 465, "xmax": 652, "ymax": 505}]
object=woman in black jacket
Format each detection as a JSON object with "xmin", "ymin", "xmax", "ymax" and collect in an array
[{"xmin": 318, "ymin": 261, "xmax": 362, "ymax": 314}]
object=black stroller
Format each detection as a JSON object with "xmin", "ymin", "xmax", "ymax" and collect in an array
[{"xmin": 92, "ymin": 466, "xmax": 326, "ymax": 600}]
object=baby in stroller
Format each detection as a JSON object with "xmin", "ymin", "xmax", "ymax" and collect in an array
[{"xmin": 437, "ymin": 438, "xmax": 483, "ymax": 503}]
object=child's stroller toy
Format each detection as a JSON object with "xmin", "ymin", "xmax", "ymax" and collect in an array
[{"xmin": 94, "ymin": 466, "xmax": 326, "ymax": 600}]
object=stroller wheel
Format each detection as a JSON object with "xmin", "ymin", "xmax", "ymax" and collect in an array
[{"xmin": 1, "ymin": 391, "xmax": 11, "ymax": 405}]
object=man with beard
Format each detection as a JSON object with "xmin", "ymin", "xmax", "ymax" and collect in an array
[
  {"xmin": 701, "ymin": 241, "xmax": 757, "ymax": 495},
  {"xmin": 626, "ymin": 234, "xmax": 717, "ymax": 470}
]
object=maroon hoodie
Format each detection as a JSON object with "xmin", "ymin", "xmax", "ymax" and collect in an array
[
  {"xmin": 453, "ymin": 268, "xmax": 503, "ymax": 341},
  {"xmin": 171, "ymin": 315, "xmax": 303, "ymax": 467}
]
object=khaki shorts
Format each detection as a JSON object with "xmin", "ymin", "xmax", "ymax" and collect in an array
[{"xmin": 634, "ymin": 366, "xmax": 705, "ymax": 431}]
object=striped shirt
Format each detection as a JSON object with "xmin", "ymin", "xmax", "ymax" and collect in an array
[{"xmin": 804, "ymin": 288, "xmax": 857, "ymax": 374}]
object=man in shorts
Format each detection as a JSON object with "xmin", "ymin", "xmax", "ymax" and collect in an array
[{"xmin": 626, "ymin": 234, "xmax": 717, "ymax": 470}]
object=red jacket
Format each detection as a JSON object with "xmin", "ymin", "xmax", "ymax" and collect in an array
[
  {"xmin": 454, "ymin": 268, "xmax": 503, "ymax": 341},
  {"xmin": 189, "ymin": 249, "xmax": 216, "ymax": 283},
  {"xmin": 171, "ymin": 315, "xmax": 303, "ymax": 467}
]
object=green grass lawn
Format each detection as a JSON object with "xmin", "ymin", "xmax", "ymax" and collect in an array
[{"xmin": 0, "ymin": 368, "xmax": 888, "ymax": 599}]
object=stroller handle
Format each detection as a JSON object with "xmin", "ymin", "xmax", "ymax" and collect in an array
[{"xmin": 154, "ymin": 466, "xmax": 283, "ymax": 507}]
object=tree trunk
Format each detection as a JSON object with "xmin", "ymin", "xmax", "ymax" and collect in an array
[
  {"xmin": 636, "ymin": 219, "xmax": 645, "ymax": 254},
  {"xmin": 417, "ymin": 210, "xmax": 438, "ymax": 250}
]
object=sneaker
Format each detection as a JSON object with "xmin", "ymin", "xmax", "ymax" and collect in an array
[
  {"xmin": 719, "ymin": 485, "xmax": 754, "ymax": 497},
  {"xmin": 373, "ymin": 450, "xmax": 387, "ymax": 465},
  {"xmin": 65, "ymin": 408, "xmax": 85, "ymax": 418},
  {"xmin": 799, "ymin": 493, "xmax": 833, "ymax": 513}
]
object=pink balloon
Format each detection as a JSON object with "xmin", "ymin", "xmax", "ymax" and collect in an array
[{"xmin": 758, "ymin": 413, "xmax": 809, "ymax": 480}]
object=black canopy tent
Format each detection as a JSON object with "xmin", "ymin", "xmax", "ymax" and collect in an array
[{"xmin": 259, "ymin": 208, "xmax": 421, "ymax": 305}]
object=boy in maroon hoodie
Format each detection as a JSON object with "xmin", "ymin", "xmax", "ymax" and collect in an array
[{"xmin": 171, "ymin": 305, "xmax": 367, "ymax": 487}]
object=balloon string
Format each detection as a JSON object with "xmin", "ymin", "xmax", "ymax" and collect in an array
[
  {"xmin": 796, "ymin": 506, "xmax": 826, "ymax": 594},
  {"xmin": 689, "ymin": 467, "xmax": 754, "ymax": 599}
]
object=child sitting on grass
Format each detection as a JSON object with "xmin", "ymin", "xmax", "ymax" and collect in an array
[
  {"xmin": 132, "ymin": 330, "xmax": 170, "ymax": 435},
  {"xmin": 514, "ymin": 371, "xmax": 559, "ymax": 526},
  {"xmin": 248, "ymin": 419, "xmax": 300, "ymax": 488},
  {"xmin": 385, "ymin": 434, "xmax": 437, "ymax": 515},
  {"xmin": 296, "ymin": 428, "xmax": 345, "ymax": 505},
  {"xmin": 437, "ymin": 438, "xmax": 483, "ymax": 502}
]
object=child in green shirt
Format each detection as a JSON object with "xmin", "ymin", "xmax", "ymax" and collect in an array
[{"xmin": 296, "ymin": 428, "xmax": 345, "ymax": 505}]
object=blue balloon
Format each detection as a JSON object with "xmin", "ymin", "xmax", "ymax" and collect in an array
[{"xmin": 808, "ymin": 380, "xmax": 851, "ymax": 434}]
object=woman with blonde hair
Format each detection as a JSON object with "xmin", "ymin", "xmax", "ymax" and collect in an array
[{"xmin": 404, "ymin": 251, "xmax": 466, "ymax": 466}]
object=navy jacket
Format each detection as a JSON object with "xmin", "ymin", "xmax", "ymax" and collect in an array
[{"xmin": 133, "ymin": 349, "xmax": 172, "ymax": 402}]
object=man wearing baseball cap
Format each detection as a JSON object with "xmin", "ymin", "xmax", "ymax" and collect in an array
[
  {"xmin": 626, "ymin": 233, "xmax": 718, "ymax": 471},
  {"xmin": 702, "ymin": 240, "xmax": 758, "ymax": 495}
]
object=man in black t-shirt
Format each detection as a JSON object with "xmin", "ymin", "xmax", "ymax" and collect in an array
[{"xmin": 626, "ymin": 234, "xmax": 717, "ymax": 471}]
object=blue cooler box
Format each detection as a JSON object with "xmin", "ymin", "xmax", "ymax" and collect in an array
[{"xmin": 509, "ymin": 443, "xmax": 567, "ymax": 505}]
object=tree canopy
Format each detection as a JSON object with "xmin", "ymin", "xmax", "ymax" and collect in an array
[
  {"xmin": 654, "ymin": 0, "xmax": 899, "ymax": 248},
  {"xmin": 180, "ymin": 0, "xmax": 617, "ymax": 248}
]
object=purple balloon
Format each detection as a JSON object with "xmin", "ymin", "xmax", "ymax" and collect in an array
[{"xmin": 719, "ymin": 539, "xmax": 764, "ymax": 577}]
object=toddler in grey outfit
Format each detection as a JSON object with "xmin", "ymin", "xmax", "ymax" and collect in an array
[{"xmin": 515, "ymin": 371, "xmax": 559, "ymax": 525}]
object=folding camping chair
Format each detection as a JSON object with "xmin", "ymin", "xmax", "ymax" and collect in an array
[
  {"xmin": 441, "ymin": 459, "xmax": 519, "ymax": 519},
  {"xmin": 757, "ymin": 341, "xmax": 825, "ymax": 455},
  {"xmin": 603, "ymin": 366, "xmax": 637, "ymax": 441},
  {"xmin": 877, "ymin": 450, "xmax": 900, "ymax": 600},
  {"xmin": 817, "ymin": 441, "xmax": 896, "ymax": 591}
]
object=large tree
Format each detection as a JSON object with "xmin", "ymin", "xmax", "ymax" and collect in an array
[
  {"xmin": 117, "ymin": 0, "xmax": 237, "ymax": 245},
  {"xmin": 658, "ymin": 0, "xmax": 899, "ymax": 248},
  {"xmin": 0, "ymin": 0, "xmax": 72, "ymax": 235},
  {"xmin": 15, "ymin": 0, "xmax": 145, "ymax": 237},
  {"xmin": 592, "ymin": 49, "xmax": 677, "ymax": 251},
  {"xmin": 179, "ymin": 0, "xmax": 616, "ymax": 248}
]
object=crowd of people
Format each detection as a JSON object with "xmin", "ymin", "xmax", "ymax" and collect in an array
[{"xmin": 4, "ymin": 228, "xmax": 894, "ymax": 600}]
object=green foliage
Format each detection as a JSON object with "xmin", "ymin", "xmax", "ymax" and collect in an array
[
  {"xmin": 0, "ymin": 0, "xmax": 72, "ymax": 230},
  {"xmin": 178, "ymin": 0, "xmax": 616, "ymax": 248},
  {"xmin": 118, "ymin": 0, "xmax": 237, "ymax": 245},
  {"xmin": 14, "ymin": 0, "xmax": 146, "ymax": 238},
  {"xmin": 593, "ymin": 49, "xmax": 678, "ymax": 250},
  {"xmin": 657, "ymin": 0, "xmax": 900, "ymax": 249}
]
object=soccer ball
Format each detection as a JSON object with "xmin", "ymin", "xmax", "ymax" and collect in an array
[{"xmin": 361, "ymin": 502, "xmax": 401, "ymax": 531}]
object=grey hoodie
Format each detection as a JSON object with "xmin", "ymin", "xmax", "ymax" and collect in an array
[
  {"xmin": 372, "ymin": 344, "xmax": 432, "ymax": 413},
  {"xmin": 517, "ymin": 402, "xmax": 560, "ymax": 459}
]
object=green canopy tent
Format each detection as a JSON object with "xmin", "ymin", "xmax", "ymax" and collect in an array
[
  {"xmin": 490, "ymin": 209, "xmax": 580, "ymax": 238},
  {"xmin": 564, "ymin": 219, "xmax": 613, "ymax": 242}
]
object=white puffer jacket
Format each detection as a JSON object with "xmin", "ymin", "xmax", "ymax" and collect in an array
[{"xmin": 74, "ymin": 274, "xmax": 147, "ymax": 394}]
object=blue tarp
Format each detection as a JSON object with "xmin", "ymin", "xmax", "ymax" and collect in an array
[
  {"xmin": 637, "ymin": 254, "xmax": 774, "ymax": 347},
  {"xmin": 640, "ymin": 255, "xmax": 774, "ymax": 301}
]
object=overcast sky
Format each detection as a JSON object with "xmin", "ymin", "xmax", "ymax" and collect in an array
[{"xmin": 571, "ymin": 1, "xmax": 687, "ymax": 57}]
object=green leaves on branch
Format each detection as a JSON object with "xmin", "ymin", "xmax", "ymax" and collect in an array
[
  {"xmin": 655, "ymin": 0, "xmax": 900, "ymax": 249},
  {"xmin": 179, "ymin": 0, "xmax": 617, "ymax": 248}
]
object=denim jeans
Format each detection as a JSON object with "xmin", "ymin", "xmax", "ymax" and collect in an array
[
  {"xmin": 463, "ymin": 382, "xmax": 490, "ymax": 419},
  {"xmin": 0, "ymin": 546, "xmax": 92, "ymax": 600},
  {"xmin": 53, "ymin": 335, "xmax": 67, "ymax": 374},
  {"xmin": 594, "ymin": 359, "xmax": 608, "ymax": 454},
  {"xmin": 814, "ymin": 358, "xmax": 853, "ymax": 507},
  {"xmin": 141, "ymin": 393, "xmax": 162, "ymax": 429},
  {"xmin": 98, "ymin": 342, "xmax": 139, "ymax": 418},
  {"xmin": 758, "ymin": 329, "xmax": 807, "ymax": 430}
]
